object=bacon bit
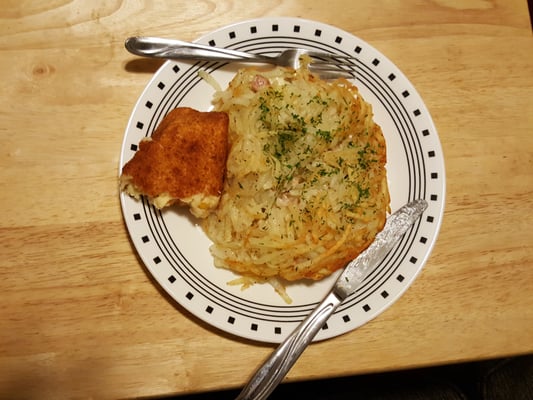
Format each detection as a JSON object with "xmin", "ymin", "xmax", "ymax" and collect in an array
[{"xmin": 251, "ymin": 74, "xmax": 270, "ymax": 92}]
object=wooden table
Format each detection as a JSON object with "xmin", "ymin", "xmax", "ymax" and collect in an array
[{"xmin": 1, "ymin": 1, "xmax": 532, "ymax": 399}]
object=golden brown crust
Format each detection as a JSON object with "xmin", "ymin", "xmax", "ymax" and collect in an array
[{"xmin": 120, "ymin": 107, "xmax": 229, "ymax": 216}]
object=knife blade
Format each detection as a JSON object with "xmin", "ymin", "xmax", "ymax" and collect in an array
[{"xmin": 235, "ymin": 199, "xmax": 428, "ymax": 400}]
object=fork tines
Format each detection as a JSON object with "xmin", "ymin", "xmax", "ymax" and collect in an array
[
  {"xmin": 308, "ymin": 65, "xmax": 355, "ymax": 79},
  {"xmin": 306, "ymin": 51, "xmax": 357, "ymax": 78},
  {"xmin": 307, "ymin": 51, "xmax": 359, "ymax": 63}
]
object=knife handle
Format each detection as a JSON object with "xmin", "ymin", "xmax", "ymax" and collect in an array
[{"xmin": 235, "ymin": 291, "xmax": 342, "ymax": 400}]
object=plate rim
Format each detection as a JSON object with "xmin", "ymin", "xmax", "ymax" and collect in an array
[{"xmin": 119, "ymin": 16, "xmax": 446, "ymax": 343}]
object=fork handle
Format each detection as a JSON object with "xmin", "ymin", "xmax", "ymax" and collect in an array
[
  {"xmin": 125, "ymin": 36, "xmax": 273, "ymax": 63},
  {"xmin": 235, "ymin": 291, "xmax": 342, "ymax": 400}
]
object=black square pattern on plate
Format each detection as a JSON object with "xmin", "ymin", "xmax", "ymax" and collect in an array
[{"xmin": 121, "ymin": 20, "xmax": 445, "ymax": 344}]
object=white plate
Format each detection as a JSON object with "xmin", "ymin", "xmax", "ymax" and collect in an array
[{"xmin": 119, "ymin": 17, "xmax": 445, "ymax": 343}]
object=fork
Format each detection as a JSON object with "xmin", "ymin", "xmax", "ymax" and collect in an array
[{"xmin": 125, "ymin": 36, "xmax": 356, "ymax": 77}]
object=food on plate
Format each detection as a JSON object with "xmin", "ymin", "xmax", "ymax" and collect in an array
[
  {"xmin": 201, "ymin": 62, "xmax": 390, "ymax": 283},
  {"xmin": 120, "ymin": 107, "xmax": 229, "ymax": 218}
]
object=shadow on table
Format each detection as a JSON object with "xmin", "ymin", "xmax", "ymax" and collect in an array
[{"xmin": 162, "ymin": 354, "xmax": 533, "ymax": 400}]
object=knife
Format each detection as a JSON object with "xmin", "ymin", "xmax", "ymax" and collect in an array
[{"xmin": 235, "ymin": 199, "xmax": 428, "ymax": 400}]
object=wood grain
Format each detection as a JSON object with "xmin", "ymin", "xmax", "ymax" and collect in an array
[{"xmin": 1, "ymin": 0, "xmax": 532, "ymax": 398}]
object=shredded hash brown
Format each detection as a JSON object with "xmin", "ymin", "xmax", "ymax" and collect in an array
[{"xmin": 201, "ymin": 62, "xmax": 390, "ymax": 282}]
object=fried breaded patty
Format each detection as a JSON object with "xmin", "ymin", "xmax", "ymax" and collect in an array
[{"xmin": 120, "ymin": 107, "xmax": 229, "ymax": 218}]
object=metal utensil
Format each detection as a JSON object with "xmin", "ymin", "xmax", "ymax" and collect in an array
[
  {"xmin": 235, "ymin": 199, "xmax": 428, "ymax": 400},
  {"xmin": 125, "ymin": 36, "xmax": 356, "ymax": 77}
]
